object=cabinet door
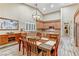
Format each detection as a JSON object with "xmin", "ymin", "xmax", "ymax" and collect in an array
[
  {"xmin": 36, "ymin": 21, "xmax": 44, "ymax": 29},
  {"xmin": 0, "ymin": 37, "xmax": 2, "ymax": 45},
  {"xmin": 53, "ymin": 22, "xmax": 60, "ymax": 29},
  {"xmin": 0, "ymin": 35, "xmax": 8, "ymax": 45}
]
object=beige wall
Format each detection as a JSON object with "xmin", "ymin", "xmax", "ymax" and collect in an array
[
  {"xmin": 61, "ymin": 4, "xmax": 79, "ymax": 45},
  {"xmin": 43, "ymin": 11, "xmax": 61, "ymax": 20},
  {"xmin": 0, "ymin": 3, "xmax": 43, "ymax": 34},
  {"xmin": 61, "ymin": 4, "xmax": 79, "ymax": 37},
  {"xmin": 0, "ymin": 3, "xmax": 61, "ymax": 34},
  {"xmin": 58, "ymin": 4, "xmax": 79, "ymax": 55}
]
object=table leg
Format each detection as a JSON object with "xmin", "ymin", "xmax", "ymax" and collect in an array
[
  {"xmin": 47, "ymin": 50, "xmax": 51, "ymax": 56},
  {"xmin": 22, "ymin": 41, "xmax": 24, "ymax": 55},
  {"xmin": 19, "ymin": 40, "xmax": 21, "ymax": 51}
]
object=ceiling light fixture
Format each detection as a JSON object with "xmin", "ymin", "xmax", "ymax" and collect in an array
[
  {"xmin": 32, "ymin": 4, "xmax": 40, "ymax": 20},
  {"xmin": 43, "ymin": 8, "xmax": 46, "ymax": 11},
  {"xmin": 50, "ymin": 4, "xmax": 54, "ymax": 8}
]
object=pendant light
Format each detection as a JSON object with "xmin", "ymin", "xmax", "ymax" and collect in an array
[{"xmin": 32, "ymin": 3, "xmax": 40, "ymax": 20}]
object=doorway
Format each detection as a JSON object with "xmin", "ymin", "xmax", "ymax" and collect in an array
[{"xmin": 74, "ymin": 10, "xmax": 79, "ymax": 47}]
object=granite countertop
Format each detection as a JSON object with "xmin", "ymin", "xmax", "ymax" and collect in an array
[
  {"xmin": 36, "ymin": 30, "xmax": 60, "ymax": 34},
  {"xmin": 26, "ymin": 36, "xmax": 40, "ymax": 40}
]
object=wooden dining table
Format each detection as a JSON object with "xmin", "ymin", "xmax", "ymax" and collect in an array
[
  {"xmin": 38, "ymin": 40, "xmax": 56, "ymax": 56},
  {"xmin": 26, "ymin": 36, "xmax": 56, "ymax": 56}
]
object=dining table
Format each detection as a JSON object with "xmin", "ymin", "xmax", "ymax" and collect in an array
[{"xmin": 26, "ymin": 36, "xmax": 56, "ymax": 56}]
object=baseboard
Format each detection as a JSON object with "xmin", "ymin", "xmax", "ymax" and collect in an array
[{"xmin": 0, "ymin": 42, "xmax": 18, "ymax": 49}]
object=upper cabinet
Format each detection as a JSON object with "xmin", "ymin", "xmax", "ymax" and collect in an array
[
  {"xmin": 36, "ymin": 20, "xmax": 61, "ymax": 30},
  {"xmin": 53, "ymin": 21, "xmax": 61, "ymax": 29},
  {"xmin": 36, "ymin": 20, "xmax": 44, "ymax": 30}
]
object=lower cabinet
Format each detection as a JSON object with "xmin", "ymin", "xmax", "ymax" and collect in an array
[
  {"xmin": 0, "ymin": 35, "xmax": 8, "ymax": 45},
  {"xmin": 0, "ymin": 33, "xmax": 20, "ymax": 45},
  {"xmin": 47, "ymin": 34, "xmax": 59, "ymax": 41}
]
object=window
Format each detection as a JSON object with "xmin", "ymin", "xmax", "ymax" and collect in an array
[{"xmin": 26, "ymin": 22, "xmax": 36, "ymax": 31}]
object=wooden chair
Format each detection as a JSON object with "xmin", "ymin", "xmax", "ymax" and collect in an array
[
  {"xmin": 36, "ymin": 32, "xmax": 42, "ymax": 38},
  {"xmin": 55, "ymin": 36, "xmax": 60, "ymax": 56},
  {"xmin": 41, "ymin": 50, "xmax": 48, "ymax": 56},
  {"xmin": 25, "ymin": 41, "xmax": 31, "ymax": 56},
  {"xmin": 18, "ymin": 33, "xmax": 27, "ymax": 55},
  {"xmin": 28, "ymin": 39, "xmax": 42, "ymax": 56},
  {"xmin": 18, "ymin": 33, "xmax": 22, "ymax": 51},
  {"xmin": 51, "ymin": 36, "xmax": 60, "ymax": 56},
  {"xmin": 41, "ymin": 36, "xmax": 60, "ymax": 56}
]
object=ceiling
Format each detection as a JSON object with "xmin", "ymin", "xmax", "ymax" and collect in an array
[{"xmin": 25, "ymin": 3, "xmax": 75, "ymax": 15}]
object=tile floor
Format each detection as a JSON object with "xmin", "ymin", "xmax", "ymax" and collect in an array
[
  {"xmin": 0, "ymin": 36, "xmax": 79, "ymax": 56},
  {"xmin": 0, "ymin": 44, "xmax": 41, "ymax": 56},
  {"xmin": 0, "ymin": 44, "xmax": 23, "ymax": 56},
  {"xmin": 58, "ymin": 36, "xmax": 79, "ymax": 56}
]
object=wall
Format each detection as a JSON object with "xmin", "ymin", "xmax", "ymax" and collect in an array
[
  {"xmin": 43, "ymin": 11, "xmax": 61, "ymax": 21},
  {"xmin": 61, "ymin": 4, "xmax": 79, "ymax": 39},
  {"xmin": 58, "ymin": 4, "xmax": 79, "ymax": 56},
  {"xmin": 0, "ymin": 3, "xmax": 43, "ymax": 34}
]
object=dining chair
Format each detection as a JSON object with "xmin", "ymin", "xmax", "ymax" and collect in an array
[
  {"xmin": 41, "ymin": 50, "xmax": 48, "ymax": 56},
  {"xmin": 55, "ymin": 36, "xmax": 60, "ymax": 56},
  {"xmin": 28, "ymin": 39, "xmax": 42, "ymax": 56},
  {"xmin": 18, "ymin": 33, "xmax": 22, "ymax": 51},
  {"xmin": 18, "ymin": 33, "xmax": 27, "ymax": 55},
  {"xmin": 36, "ymin": 32, "xmax": 42, "ymax": 38},
  {"xmin": 25, "ymin": 41, "xmax": 31, "ymax": 56},
  {"xmin": 41, "ymin": 36, "xmax": 59, "ymax": 56},
  {"xmin": 51, "ymin": 35, "xmax": 60, "ymax": 56}
]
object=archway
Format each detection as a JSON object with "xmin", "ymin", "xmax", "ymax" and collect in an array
[{"xmin": 74, "ymin": 10, "xmax": 79, "ymax": 47}]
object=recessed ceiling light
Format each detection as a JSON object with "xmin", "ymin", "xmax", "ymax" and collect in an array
[
  {"xmin": 43, "ymin": 8, "xmax": 46, "ymax": 11},
  {"xmin": 50, "ymin": 4, "xmax": 54, "ymax": 8}
]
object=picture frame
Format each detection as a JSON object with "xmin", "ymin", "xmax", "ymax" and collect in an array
[{"xmin": 64, "ymin": 23, "xmax": 70, "ymax": 36}]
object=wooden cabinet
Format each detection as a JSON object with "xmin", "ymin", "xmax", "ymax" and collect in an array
[
  {"xmin": 54, "ymin": 22, "xmax": 61, "ymax": 29},
  {"xmin": 47, "ymin": 34, "xmax": 59, "ymax": 41},
  {"xmin": 36, "ymin": 21, "xmax": 44, "ymax": 29},
  {"xmin": 43, "ymin": 21, "xmax": 61, "ymax": 30},
  {"xmin": 0, "ymin": 35, "xmax": 8, "ymax": 45},
  {"xmin": 0, "ymin": 33, "xmax": 21, "ymax": 45},
  {"xmin": 36, "ymin": 20, "xmax": 61, "ymax": 30}
]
